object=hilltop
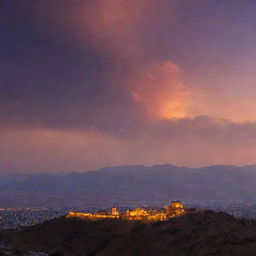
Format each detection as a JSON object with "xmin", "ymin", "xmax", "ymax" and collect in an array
[
  {"xmin": 2, "ymin": 210, "xmax": 256, "ymax": 256},
  {"xmin": 1, "ymin": 164, "xmax": 256, "ymax": 207}
]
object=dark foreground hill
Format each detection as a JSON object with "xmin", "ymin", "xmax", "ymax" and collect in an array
[
  {"xmin": 3, "ymin": 210, "xmax": 256, "ymax": 256},
  {"xmin": 2, "ymin": 164, "xmax": 256, "ymax": 207}
]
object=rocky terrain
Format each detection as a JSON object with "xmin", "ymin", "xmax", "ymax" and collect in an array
[{"xmin": 2, "ymin": 210, "xmax": 256, "ymax": 256}]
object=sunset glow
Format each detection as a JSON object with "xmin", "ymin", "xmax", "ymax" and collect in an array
[{"xmin": 2, "ymin": 0, "xmax": 256, "ymax": 172}]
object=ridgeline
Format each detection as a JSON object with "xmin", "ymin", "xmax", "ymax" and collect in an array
[
  {"xmin": 2, "ymin": 210, "xmax": 256, "ymax": 256},
  {"xmin": 2, "ymin": 164, "xmax": 256, "ymax": 207}
]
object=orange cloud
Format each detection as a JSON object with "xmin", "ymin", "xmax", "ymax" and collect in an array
[
  {"xmin": 27, "ymin": 0, "xmax": 191, "ymax": 121},
  {"xmin": 130, "ymin": 61, "xmax": 190, "ymax": 119},
  {"xmin": 73, "ymin": 2, "xmax": 191, "ymax": 120}
]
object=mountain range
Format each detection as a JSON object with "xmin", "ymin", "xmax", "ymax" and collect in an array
[{"xmin": 1, "ymin": 164, "xmax": 256, "ymax": 207}]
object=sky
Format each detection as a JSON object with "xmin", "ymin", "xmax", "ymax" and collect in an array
[{"xmin": 1, "ymin": 0, "xmax": 256, "ymax": 173}]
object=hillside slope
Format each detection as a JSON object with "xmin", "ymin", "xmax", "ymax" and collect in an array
[{"xmin": 3, "ymin": 211, "xmax": 256, "ymax": 256}]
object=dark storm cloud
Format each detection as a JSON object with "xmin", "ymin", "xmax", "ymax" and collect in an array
[
  {"xmin": 0, "ymin": 0, "xmax": 154, "ymax": 132},
  {"xmin": 0, "ymin": 1, "xmax": 187, "ymax": 135},
  {"xmin": 2, "ymin": 0, "xmax": 256, "ymax": 134},
  {"xmin": 0, "ymin": 1, "xmax": 186, "ymax": 129}
]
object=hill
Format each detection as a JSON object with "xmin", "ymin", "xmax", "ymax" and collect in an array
[
  {"xmin": 3, "ymin": 210, "xmax": 256, "ymax": 256},
  {"xmin": 1, "ymin": 164, "xmax": 256, "ymax": 206}
]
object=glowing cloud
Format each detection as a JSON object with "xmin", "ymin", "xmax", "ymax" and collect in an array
[{"xmin": 130, "ymin": 61, "xmax": 190, "ymax": 119}]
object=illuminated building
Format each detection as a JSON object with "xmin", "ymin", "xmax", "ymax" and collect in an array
[
  {"xmin": 111, "ymin": 207, "xmax": 119, "ymax": 216},
  {"xmin": 171, "ymin": 201, "xmax": 184, "ymax": 209},
  {"xmin": 66, "ymin": 201, "xmax": 186, "ymax": 221}
]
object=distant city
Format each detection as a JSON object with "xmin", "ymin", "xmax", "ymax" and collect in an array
[{"xmin": 2, "ymin": 200, "xmax": 256, "ymax": 230}]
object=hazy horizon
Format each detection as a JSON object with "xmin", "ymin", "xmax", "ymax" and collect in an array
[{"xmin": 2, "ymin": 163, "xmax": 256, "ymax": 176}]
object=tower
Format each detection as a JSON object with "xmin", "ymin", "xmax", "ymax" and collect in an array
[
  {"xmin": 171, "ymin": 201, "xmax": 184, "ymax": 209},
  {"xmin": 111, "ymin": 207, "xmax": 119, "ymax": 216}
]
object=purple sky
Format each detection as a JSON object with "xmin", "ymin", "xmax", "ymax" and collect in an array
[{"xmin": 1, "ymin": 0, "xmax": 256, "ymax": 173}]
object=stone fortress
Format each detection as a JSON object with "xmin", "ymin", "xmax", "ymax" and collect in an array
[{"xmin": 67, "ymin": 201, "xmax": 185, "ymax": 221}]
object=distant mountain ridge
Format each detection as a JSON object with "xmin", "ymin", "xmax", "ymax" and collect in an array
[{"xmin": 1, "ymin": 164, "xmax": 256, "ymax": 207}]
